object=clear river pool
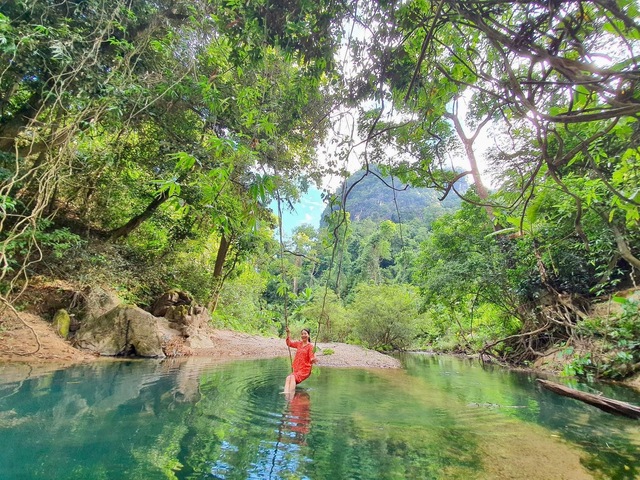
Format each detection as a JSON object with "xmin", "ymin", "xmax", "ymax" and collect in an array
[{"xmin": 0, "ymin": 354, "xmax": 638, "ymax": 479}]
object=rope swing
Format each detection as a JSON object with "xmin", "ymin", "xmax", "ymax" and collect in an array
[
  {"xmin": 275, "ymin": 189, "xmax": 294, "ymax": 371},
  {"xmin": 275, "ymin": 187, "xmax": 342, "ymax": 362}
]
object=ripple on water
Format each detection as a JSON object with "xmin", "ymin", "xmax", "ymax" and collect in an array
[{"xmin": 195, "ymin": 363, "xmax": 289, "ymax": 431}]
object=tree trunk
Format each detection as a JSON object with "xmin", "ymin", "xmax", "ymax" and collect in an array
[
  {"xmin": 292, "ymin": 254, "xmax": 302, "ymax": 295},
  {"xmin": 610, "ymin": 223, "xmax": 640, "ymax": 270},
  {"xmin": 213, "ymin": 234, "xmax": 231, "ymax": 279},
  {"xmin": 444, "ymin": 108, "xmax": 495, "ymax": 222},
  {"xmin": 208, "ymin": 233, "xmax": 232, "ymax": 313},
  {"xmin": 538, "ymin": 379, "xmax": 640, "ymax": 419},
  {"xmin": 532, "ymin": 239, "xmax": 550, "ymax": 286},
  {"xmin": 596, "ymin": 210, "xmax": 640, "ymax": 270},
  {"xmin": 109, "ymin": 190, "xmax": 170, "ymax": 241},
  {"xmin": 0, "ymin": 92, "xmax": 44, "ymax": 154}
]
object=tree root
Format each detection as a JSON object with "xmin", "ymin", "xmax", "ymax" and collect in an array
[{"xmin": 481, "ymin": 289, "xmax": 592, "ymax": 365}]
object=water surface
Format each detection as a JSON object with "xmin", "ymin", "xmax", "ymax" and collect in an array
[{"xmin": 0, "ymin": 354, "xmax": 638, "ymax": 479}]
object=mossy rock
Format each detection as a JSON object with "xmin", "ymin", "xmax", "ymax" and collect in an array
[{"xmin": 52, "ymin": 309, "xmax": 71, "ymax": 339}]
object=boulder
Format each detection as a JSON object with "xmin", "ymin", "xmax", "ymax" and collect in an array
[
  {"xmin": 184, "ymin": 332, "xmax": 215, "ymax": 349},
  {"xmin": 81, "ymin": 286, "xmax": 121, "ymax": 321},
  {"xmin": 151, "ymin": 293, "xmax": 214, "ymax": 354},
  {"xmin": 590, "ymin": 287, "xmax": 640, "ymax": 318},
  {"xmin": 52, "ymin": 309, "xmax": 71, "ymax": 339},
  {"xmin": 150, "ymin": 290, "xmax": 193, "ymax": 317},
  {"xmin": 75, "ymin": 305, "xmax": 165, "ymax": 358},
  {"xmin": 164, "ymin": 304, "xmax": 211, "ymax": 337}
]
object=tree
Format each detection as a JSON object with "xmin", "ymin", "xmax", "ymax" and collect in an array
[
  {"xmin": 328, "ymin": 0, "xmax": 640, "ymax": 361},
  {"xmin": 343, "ymin": 0, "xmax": 639, "ymax": 245},
  {"xmin": 0, "ymin": 0, "xmax": 349, "ymax": 309}
]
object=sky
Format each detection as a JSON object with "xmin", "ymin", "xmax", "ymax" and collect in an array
[
  {"xmin": 271, "ymin": 186, "xmax": 325, "ymax": 237},
  {"xmin": 268, "ymin": 25, "xmax": 496, "ymax": 239}
]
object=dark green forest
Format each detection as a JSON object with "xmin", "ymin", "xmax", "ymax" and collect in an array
[{"xmin": 1, "ymin": 0, "xmax": 639, "ymax": 381}]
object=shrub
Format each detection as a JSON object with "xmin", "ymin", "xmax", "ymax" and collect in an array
[
  {"xmin": 295, "ymin": 288, "xmax": 350, "ymax": 342},
  {"xmin": 566, "ymin": 297, "xmax": 640, "ymax": 380},
  {"xmin": 211, "ymin": 267, "xmax": 275, "ymax": 334},
  {"xmin": 349, "ymin": 283, "xmax": 420, "ymax": 351}
]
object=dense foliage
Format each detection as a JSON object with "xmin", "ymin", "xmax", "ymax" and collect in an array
[{"xmin": 1, "ymin": 0, "xmax": 639, "ymax": 381}]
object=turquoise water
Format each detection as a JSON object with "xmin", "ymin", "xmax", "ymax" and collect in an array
[{"xmin": 0, "ymin": 354, "xmax": 638, "ymax": 479}]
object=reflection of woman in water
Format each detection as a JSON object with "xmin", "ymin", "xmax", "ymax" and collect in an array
[
  {"xmin": 269, "ymin": 390, "xmax": 313, "ymax": 477},
  {"xmin": 284, "ymin": 327, "xmax": 316, "ymax": 394},
  {"xmin": 285, "ymin": 390, "xmax": 311, "ymax": 444}
]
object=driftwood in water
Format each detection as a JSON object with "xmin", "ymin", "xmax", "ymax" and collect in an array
[{"xmin": 537, "ymin": 379, "xmax": 640, "ymax": 419}]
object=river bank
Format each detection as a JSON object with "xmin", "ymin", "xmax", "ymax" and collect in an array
[
  {"xmin": 0, "ymin": 310, "xmax": 401, "ymax": 370},
  {"xmin": 3, "ymin": 308, "xmax": 639, "ymax": 393}
]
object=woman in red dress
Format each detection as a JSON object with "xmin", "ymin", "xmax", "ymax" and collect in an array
[{"xmin": 284, "ymin": 327, "xmax": 316, "ymax": 394}]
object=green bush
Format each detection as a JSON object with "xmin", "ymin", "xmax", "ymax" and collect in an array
[
  {"xmin": 349, "ymin": 283, "xmax": 420, "ymax": 351},
  {"xmin": 295, "ymin": 288, "xmax": 350, "ymax": 342},
  {"xmin": 211, "ymin": 267, "xmax": 275, "ymax": 334},
  {"xmin": 566, "ymin": 297, "xmax": 640, "ymax": 380}
]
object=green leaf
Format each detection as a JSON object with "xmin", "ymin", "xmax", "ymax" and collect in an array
[{"xmin": 170, "ymin": 152, "xmax": 197, "ymax": 171}]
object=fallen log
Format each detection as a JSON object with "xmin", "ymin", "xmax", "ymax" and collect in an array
[{"xmin": 537, "ymin": 379, "xmax": 640, "ymax": 419}]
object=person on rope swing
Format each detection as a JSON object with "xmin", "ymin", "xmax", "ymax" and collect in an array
[{"xmin": 284, "ymin": 327, "xmax": 316, "ymax": 395}]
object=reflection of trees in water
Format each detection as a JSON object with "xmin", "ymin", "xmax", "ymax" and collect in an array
[
  {"xmin": 3, "ymin": 360, "xmax": 298, "ymax": 478},
  {"xmin": 302, "ymin": 415, "xmax": 482, "ymax": 479},
  {"xmin": 536, "ymin": 389, "xmax": 640, "ymax": 480},
  {"xmin": 0, "ymin": 360, "xmax": 202, "ymax": 479},
  {"xmin": 405, "ymin": 354, "xmax": 640, "ymax": 480}
]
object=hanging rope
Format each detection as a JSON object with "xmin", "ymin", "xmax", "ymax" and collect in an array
[
  {"xmin": 275, "ymin": 179, "xmax": 349, "ymax": 372},
  {"xmin": 313, "ymin": 182, "xmax": 349, "ymax": 351},
  {"xmin": 275, "ymin": 188, "xmax": 294, "ymax": 371}
]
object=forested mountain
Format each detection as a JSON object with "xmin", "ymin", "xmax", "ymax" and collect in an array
[{"xmin": 321, "ymin": 166, "xmax": 465, "ymax": 225}]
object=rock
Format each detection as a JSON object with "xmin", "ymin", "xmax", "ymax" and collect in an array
[
  {"xmin": 52, "ymin": 309, "xmax": 71, "ymax": 339},
  {"xmin": 160, "ymin": 302, "xmax": 213, "ymax": 355},
  {"xmin": 156, "ymin": 318, "xmax": 182, "ymax": 342},
  {"xmin": 75, "ymin": 305, "xmax": 165, "ymax": 358},
  {"xmin": 163, "ymin": 304, "xmax": 211, "ymax": 337},
  {"xmin": 184, "ymin": 332, "xmax": 214, "ymax": 349},
  {"xmin": 69, "ymin": 315, "xmax": 81, "ymax": 333},
  {"xmin": 81, "ymin": 286, "xmax": 121, "ymax": 321},
  {"xmin": 590, "ymin": 287, "xmax": 640, "ymax": 318},
  {"xmin": 74, "ymin": 290, "xmax": 212, "ymax": 358},
  {"xmin": 150, "ymin": 290, "xmax": 193, "ymax": 317}
]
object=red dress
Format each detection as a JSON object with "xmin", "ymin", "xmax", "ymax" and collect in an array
[{"xmin": 286, "ymin": 338, "xmax": 315, "ymax": 384}]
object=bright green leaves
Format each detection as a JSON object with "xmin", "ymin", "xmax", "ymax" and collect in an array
[
  {"xmin": 0, "ymin": 13, "xmax": 17, "ymax": 56},
  {"xmin": 151, "ymin": 153, "xmax": 199, "ymax": 202},
  {"xmin": 611, "ymin": 145, "xmax": 640, "ymax": 226},
  {"xmin": 565, "ymin": 117, "xmax": 640, "ymax": 227},
  {"xmin": 350, "ymin": 283, "xmax": 420, "ymax": 351},
  {"xmin": 206, "ymin": 137, "xmax": 237, "ymax": 156},
  {"xmin": 248, "ymin": 174, "xmax": 276, "ymax": 205},
  {"xmin": 171, "ymin": 152, "xmax": 197, "ymax": 172},
  {"xmin": 275, "ymin": 278, "xmax": 290, "ymax": 299}
]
